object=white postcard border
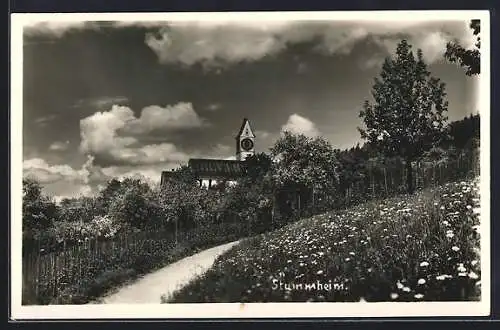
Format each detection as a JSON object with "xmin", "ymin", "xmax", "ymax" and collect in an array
[{"xmin": 10, "ymin": 10, "xmax": 491, "ymax": 320}]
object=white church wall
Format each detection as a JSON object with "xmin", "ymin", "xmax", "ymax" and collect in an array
[
  {"xmin": 200, "ymin": 179, "xmax": 238, "ymax": 189},
  {"xmin": 200, "ymin": 179, "xmax": 213, "ymax": 188},
  {"xmin": 237, "ymin": 151, "xmax": 254, "ymax": 161}
]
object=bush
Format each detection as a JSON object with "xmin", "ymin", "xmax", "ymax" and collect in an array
[
  {"xmin": 271, "ymin": 132, "xmax": 340, "ymax": 208},
  {"xmin": 108, "ymin": 179, "xmax": 153, "ymax": 228},
  {"xmin": 22, "ymin": 179, "xmax": 58, "ymax": 237},
  {"xmin": 58, "ymin": 197, "xmax": 102, "ymax": 223}
]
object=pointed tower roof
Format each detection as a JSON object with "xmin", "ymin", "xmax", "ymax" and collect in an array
[{"xmin": 235, "ymin": 118, "xmax": 255, "ymax": 139}]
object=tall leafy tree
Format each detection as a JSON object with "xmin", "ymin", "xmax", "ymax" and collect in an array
[
  {"xmin": 358, "ymin": 40, "xmax": 449, "ymax": 194},
  {"xmin": 444, "ymin": 19, "xmax": 480, "ymax": 76},
  {"xmin": 243, "ymin": 153, "xmax": 273, "ymax": 182},
  {"xmin": 22, "ymin": 178, "xmax": 58, "ymax": 247},
  {"xmin": 107, "ymin": 178, "xmax": 153, "ymax": 228},
  {"xmin": 271, "ymin": 132, "xmax": 339, "ymax": 189},
  {"xmin": 158, "ymin": 167, "xmax": 218, "ymax": 242},
  {"xmin": 226, "ymin": 153, "xmax": 274, "ymax": 232},
  {"xmin": 96, "ymin": 178, "xmax": 123, "ymax": 213},
  {"xmin": 271, "ymin": 131, "xmax": 340, "ymax": 212}
]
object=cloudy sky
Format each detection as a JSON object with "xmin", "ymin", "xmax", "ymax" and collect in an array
[{"xmin": 20, "ymin": 16, "xmax": 480, "ymax": 200}]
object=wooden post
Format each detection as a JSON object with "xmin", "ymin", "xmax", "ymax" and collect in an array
[
  {"xmin": 298, "ymin": 190, "xmax": 301, "ymax": 218},
  {"xmin": 415, "ymin": 162, "xmax": 418, "ymax": 189},
  {"xmin": 311, "ymin": 186, "xmax": 315, "ymax": 215},
  {"xmin": 383, "ymin": 167, "xmax": 388, "ymax": 195},
  {"xmin": 414, "ymin": 162, "xmax": 417, "ymax": 189},
  {"xmin": 52, "ymin": 253, "xmax": 57, "ymax": 298},
  {"xmin": 368, "ymin": 166, "xmax": 372, "ymax": 198},
  {"xmin": 351, "ymin": 182, "xmax": 355, "ymax": 206},
  {"xmin": 402, "ymin": 162, "xmax": 405, "ymax": 191},
  {"xmin": 344, "ymin": 186, "xmax": 348, "ymax": 208},
  {"xmin": 432, "ymin": 163, "xmax": 435, "ymax": 186},
  {"xmin": 175, "ymin": 214, "xmax": 178, "ymax": 246},
  {"xmin": 271, "ymin": 192, "xmax": 275, "ymax": 228},
  {"xmin": 438, "ymin": 163, "xmax": 441, "ymax": 183},
  {"xmin": 389, "ymin": 171, "xmax": 392, "ymax": 192},
  {"xmin": 35, "ymin": 242, "xmax": 41, "ymax": 299}
]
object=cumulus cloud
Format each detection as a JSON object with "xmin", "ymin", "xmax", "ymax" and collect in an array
[
  {"xmin": 23, "ymin": 155, "xmax": 111, "ymax": 200},
  {"xmin": 101, "ymin": 159, "xmax": 215, "ymax": 188},
  {"xmin": 23, "ymin": 21, "xmax": 99, "ymax": 38},
  {"xmin": 79, "ymin": 105, "xmax": 138, "ymax": 156},
  {"xmin": 145, "ymin": 23, "xmax": 288, "ymax": 67},
  {"xmin": 80, "ymin": 155, "xmax": 111, "ymax": 186},
  {"xmin": 23, "ymin": 158, "xmax": 76, "ymax": 184},
  {"xmin": 206, "ymin": 103, "xmax": 222, "ymax": 111},
  {"xmin": 122, "ymin": 143, "xmax": 191, "ymax": 166},
  {"xmin": 127, "ymin": 103, "xmax": 206, "ymax": 134},
  {"xmin": 23, "ymin": 18, "xmax": 476, "ymax": 68},
  {"xmin": 360, "ymin": 20, "xmax": 479, "ymax": 68},
  {"xmin": 415, "ymin": 31, "xmax": 450, "ymax": 63},
  {"xmin": 23, "ymin": 155, "xmax": 107, "ymax": 185},
  {"xmin": 296, "ymin": 62, "xmax": 309, "ymax": 74},
  {"xmin": 79, "ymin": 103, "xmax": 200, "ymax": 166},
  {"xmin": 255, "ymin": 130, "xmax": 271, "ymax": 139},
  {"xmin": 205, "ymin": 143, "xmax": 245, "ymax": 160},
  {"xmin": 144, "ymin": 20, "xmax": 476, "ymax": 69},
  {"xmin": 34, "ymin": 114, "xmax": 57, "ymax": 127},
  {"xmin": 367, "ymin": 30, "xmax": 450, "ymax": 66},
  {"xmin": 101, "ymin": 164, "xmax": 165, "ymax": 187},
  {"xmin": 22, "ymin": 154, "xmax": 173, "ymax": 200},
  {"xmin": 281, "ymin": 114, "xmax": 320, "ymax": 138},
  {"xmin": 23, "ymin": 20, "xmax": 172, "ymax": 39},
  {"xmin": 144, "ymin": 21, "xmax": 362, "ymax": 67},
  {"xmin": 72, "ymin": 96, "xmax": 129, "ymax": 110},
  {"xmin": 49, "ymin": 140, "xmax": 70, "ymax": 151}
]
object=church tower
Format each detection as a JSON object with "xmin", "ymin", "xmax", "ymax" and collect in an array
[{"xmin": 235, "ymin": 118, "xmax": 255, "ymax": 161}]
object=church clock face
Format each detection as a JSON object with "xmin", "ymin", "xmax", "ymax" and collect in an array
[{"xmin": 240, "ymin": 138, "xmax": 254, "ymax": 151}]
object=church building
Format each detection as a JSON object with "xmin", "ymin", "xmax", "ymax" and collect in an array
[{"xmin": 161, "ymin": 118, "xmax": 256, "ymax": 188}]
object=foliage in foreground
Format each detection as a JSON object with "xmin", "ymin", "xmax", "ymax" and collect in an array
[
  {"xmin": 167, "ymin": 178, "xmax": 481, "ymax": 303},
  {"xmin": 444, "ymin": 19, "xmax": 481, "ymax": 76}
]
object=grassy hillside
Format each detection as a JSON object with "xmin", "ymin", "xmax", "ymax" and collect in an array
[{"xmin": 166, "ymin": 178, "xmax": 481, "ymax": 303}]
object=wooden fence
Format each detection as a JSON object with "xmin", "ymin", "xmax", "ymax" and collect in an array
[
  {"xmin": 343, "ymin": 151, "xmax": 480, "ymax": 205},
  {"xmin": 22, "ymin": 223, "xmax": 246, "ymax": 305},
  {"xmin": 276, "ymin": 150, "xmax": 480, "ymax": 218}
]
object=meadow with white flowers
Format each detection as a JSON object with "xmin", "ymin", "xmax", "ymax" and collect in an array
[{"xmin": 166, "ymin": 178, "xmax": 481, "ymax": 303}]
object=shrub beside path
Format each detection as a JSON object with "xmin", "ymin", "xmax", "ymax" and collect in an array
[{"xmin": 92, "ymin": 240, "xmax": 241, "ymax": 304}]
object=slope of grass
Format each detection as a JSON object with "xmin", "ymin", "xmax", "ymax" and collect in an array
[{"xmin": 166, "ymin": 178, "xmax": 481, "ymax": 303}]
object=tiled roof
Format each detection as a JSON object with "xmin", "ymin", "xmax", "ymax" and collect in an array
[{"xmin": 188, "ymin": 158, "xmax": 246, "ymax": 179}]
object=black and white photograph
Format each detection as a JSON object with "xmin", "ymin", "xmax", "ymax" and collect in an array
[{"xmin": 10, "ymin": 11, "xmax": 490, "ymax": 319}]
